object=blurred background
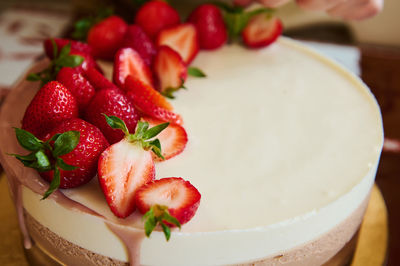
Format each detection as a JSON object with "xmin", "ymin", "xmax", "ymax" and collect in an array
[{"xmin": 0, "ymin": 0, "xmax": 398, "ymax": 265}]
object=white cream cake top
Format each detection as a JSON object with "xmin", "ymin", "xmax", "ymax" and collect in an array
[
  {"xmin": 63, "ymin": 38, "xmax": 383, "ymax": 233},
  {"xmin": 19, "ymin": 38, "xmax": 384, "ymax": 265}
]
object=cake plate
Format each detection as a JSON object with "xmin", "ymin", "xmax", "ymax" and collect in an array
[{"xmin": 0, "ymin": 174, "xmax": 388, "ymax": 266}]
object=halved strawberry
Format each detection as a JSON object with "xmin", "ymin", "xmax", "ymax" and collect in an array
[
  {"xmin": 153, "ymin": 46, "xmax": 187, "ymax": 98},
  {"xmin": 135, "ymin": 177, "xmax": 201, "ymax": 240},
  {"xmin": 156, "ymin": 23, "xmax": 199, "ymax": 64},
  {"xmin": 143, "ymin": 116, "xmax": 187, "ymax": 161},
  {"xmin": 98, "ymin": 116, "xmax": 169, "ymax": 218},
  {"xmin": 83, "ymin": 68, "xmax": 120, "ymax": 92},
  {"xmin": 113, "ymin": 47, "xmax": 153, "ymax": 89},
  {"xmin": 241, "ymin": 15, "xmax": 282, "ymax": 49},
  {"xmin": 124, "ymin": 76, "xmax": 183, "ymax": 125}
]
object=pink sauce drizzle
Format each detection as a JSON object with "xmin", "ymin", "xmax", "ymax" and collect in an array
[
  {"xmin": 0, "ymin": 60, "xmax": 143, "ymax": 265},
  {"xmin": 106, "ymin": 223, "xmax": 145, "ymax": 266}
]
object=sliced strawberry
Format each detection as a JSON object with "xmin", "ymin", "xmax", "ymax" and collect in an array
[
  {"xmin": 156, "ymin": 23, "xmax": 199, "ymax": 64},
  {"xmin": 83, "ymin": 68, "xmax": 120, "ymax": 92},
  {"xmin": 98, "ymin": 139, "xmax": 155, "ymax": 218},
  {"xmin": 122, "ymin": 25, "xmax": 157, "ymax": 66},
  {"xmin": 123, "ymin": 75, "xmax": 172, "ymax": 110},
  {"xmin": 56, "ymin": 67, "xmax": 95, "ymax": 110},
  {"xmin": 153, "ymin": 46, "xmax": 187, "ymax": 98},
  {"xmin": 44, "ymin": 38, "xmax": 92, "ymax": 59},
  {"xmin": 98, "ymin": 116, "xmax": 169, "ymax": 218},
  {"xmin": 113, "ymin": 47, "xmax": 153, "ymax": 89},
  {"xmin": 241, "ymin": 15, "xmax": 282, "ymax": 49},
  {"xmin": 135, "ymin": 177, "xmax": 201, "ymax": 239},
  {"xmin": 188, "ymin": 4, "xmax": 227, "ymax": 50},
  {"xmin": 87, "ymin": 15, "xmax": 128, "ymax": 60},
  {"xmin": 143, "ymin": 116, "xmax": 187, "ymax": 161},
  {"xmin": 135, "ymin": 0, "xmax": 180, "ymax": 39},
  {"xmin": 125, "ymin": 76, "xmax": 183, "ymax": 125}
]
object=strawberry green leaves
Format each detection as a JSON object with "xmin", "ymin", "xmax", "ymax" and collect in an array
[
  {"xmin": 10, "ymin": 128, "xmax": 80, "ymax": 199},
  {"xmin": 104, "ymin": 114, "xmax": 169, "ymax": 159},
  {"xmin": 188, "ymin": 67, "xmax": 206, "ymax": 78},
  {"xmin": 72, "ymin": 7, "xmax": 114, "ymax": 41},
  {"xmin": 27, "ymin": 40, "xmax": 84, "ymax": 85},
  {"xmin": 213, "ymin": 2, "xmax": 274, "ymax": 41},
  {"xmin": 143, "ymin": 204, "xmax": 181, "ymax": 241}
]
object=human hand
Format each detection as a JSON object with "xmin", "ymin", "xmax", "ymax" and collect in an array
[{"xmin": 234, "ymin": 0, "xmax": 383, "ymax": 20}]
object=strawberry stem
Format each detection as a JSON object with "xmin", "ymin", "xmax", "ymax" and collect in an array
[
  {"xmin": 26, "ymin": 40, "xmax": 84, "ymax": 86},
  {"xmin": 213, "ymin": 1, "xmax": 275, "ymax": 41},
  {"xmin": 10, "ymin": 128, "xmax": 80, "ymax": 199},
  {"xmin": 142, "ymin": 205, "xmax": 181, "ymax": 241},
  {"xmin": 103, "ymin": 114, "xmax": 169, "ymax": 159}
]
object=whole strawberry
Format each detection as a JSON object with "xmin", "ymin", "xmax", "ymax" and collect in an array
[
  {"xmin": 22, "ymin": 81, "xmax": 78, "ymax": 138},
  {"xmin": 122, "ymin": 25, "xmax": 157, "ymax": 66},
  {"xmin": 71, "ymin": 50, "xmax": 102, "ymax": 73},
  {"xmin": 11, "ymin": 118, "xmax": 109, "ymax": 198},
  {"xmin": 85, "ymin": 89, "xmax": 140, "ymax": 144},
  {"xmin": 41, "ymin": 118, "xmax": 109, "ymax": 190},
  {"xmin": 188, "ymin": 4, "xmax": 227, "ymax": 50},
  {"xmin": 135, "ymin": 0, "xmax": 180, "ymax": 39},
  {"xmin": 44, "ymin": 38, "xmax": 92, "ymax": 59},
  {"xmin": 87, "ymin": 15, "xmax": 128, "ymax": 60},
  {"xmin": 56, "ymin": 67, "xmax": 95, "ymax": 110}
]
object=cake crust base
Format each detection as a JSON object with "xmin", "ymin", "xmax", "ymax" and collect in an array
[{"xmin": 24, "ymin": 193, "xmax": 368, "ymax": 266}]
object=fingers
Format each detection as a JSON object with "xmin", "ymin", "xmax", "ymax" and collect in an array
[
  {"xmin": 235, "ymin": 0, "xmax": 291, "ymax": 8},
  {"xmin": 296, "ymin": 0, "xmax": 345, "ymax": 11},
  {"xmin": 257, "ymin": 0, "xmax": 292, "ymax": 8},
  {"xmin": 234, "ymin": 0, "xmax": 254, "ymax": 6},
  {"xmin": 327, "ymin": 0, "xmax": 383, "ymax": 20},
  {"xmin": 234, "ymin": 0, "xmax": 383, "ymax": 20}
]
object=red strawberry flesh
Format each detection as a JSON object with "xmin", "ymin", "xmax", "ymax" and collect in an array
[
  {"xmin": 83, "ymin": 68, "xmax": 120, "ymax": 92},
  {"xmin": 156, "ymin": 23, "xmax": 199, "ymax": 64},
  {"xmin": 98, "ymin": 139, "xmax": 155, "ymax": 218},
  {"xmin": 135, "ymin": 177, "xmax": 201, "ymax": 225},
  {"xmin": 113, "ymin": 47, "xmax": 154, "ymax": 89},
  {"xmin": 124, "ymin": 76, "xmax": 183, "ymax": 125},
  {"xmin": 242, "ymin": 16, "xmax": 283, "ymax": 48},
  {"xmin": 154, "ymin": 46, "xmax": 187, "ymax": 94},
  {"xmin": 144, "ymin": 116, "xmax": 187, "ymax": 161}
]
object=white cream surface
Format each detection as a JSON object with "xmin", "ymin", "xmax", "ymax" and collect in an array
[{"xmin": 23, "ymin": 38, "xmax": 383, "ymax": 265}]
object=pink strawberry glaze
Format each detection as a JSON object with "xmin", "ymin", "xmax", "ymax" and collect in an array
[{"xmin": 0, "ymin": 59, "xmax": 144, "ymax": 266}]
